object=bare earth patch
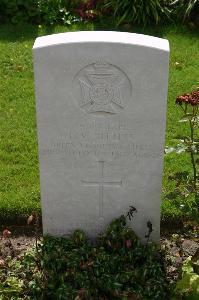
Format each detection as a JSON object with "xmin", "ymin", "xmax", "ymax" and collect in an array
[{"xmin": 0, "ymin": 236, "xmax": 35, "ymax": 260}]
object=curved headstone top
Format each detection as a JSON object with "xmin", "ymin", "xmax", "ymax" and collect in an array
[{"xmin": 33, "ymin": 31, "xmax": 169, "ymax": 52}]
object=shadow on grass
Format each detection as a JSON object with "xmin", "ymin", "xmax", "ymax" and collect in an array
[
  {"xmin": 162, "ymin": 23, "xmax": 199, "ymax": 39},
  {"xmin": 92, "ymin": 19, "xmax": 166, "ymax": 38},
  {"xmin": 0, "ymin": 23, "xmax": 38, "ymax": 42},
  {"xmin": 0, "ymin": 22, "xmax": 95, "ymax": 42},
  {"xmin": 0, "ymin": 20, "xmax": 198, "ymax": 43},
  {"xmin": 93, "ymin": 20, "xmax": 199, "ymax": 39}
]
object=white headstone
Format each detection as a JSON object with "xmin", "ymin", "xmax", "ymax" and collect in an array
[{"xmin": 33, "ymin": 31, "xmax": 169, "ymax": 242}]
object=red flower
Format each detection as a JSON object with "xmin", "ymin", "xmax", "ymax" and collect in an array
[
  {"xmin": 176, "ymin": 90, "xmax": 199, "ymax": 106},
  {"xmin": 27, "ymin": 214, "xmax": 34, "ymax": 225},
  {"xmin": 75, "ymin": 0, "xmax": 97, "ymax": 20}
]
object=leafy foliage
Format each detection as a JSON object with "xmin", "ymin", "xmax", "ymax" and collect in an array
[
  {"xmin": 0, "ymin": 247, "xmax": 39, "ymax": 300},
  {"xmin": 0, "ymin": 0, "xmax": 199, "ymax": 26},
  {"xmin": 38, "ymin": 0, "xmax": 78, "ymax": 25},
  {"xmin": 0, "ymin": 0, "xmax": 79, "ymax": 25},
  {"xmin": 0, "ymin": 0, "xmax": 100, "ymax": 25},
  {"xmin": 30, "ymin": 216, "xmax": 169, "ymax": 299},
  {"xmin": 0, "ymin": 216, "xmax": 169, "ymax": 299},
  {"xmin": 0, "ymin": 0, "xmax": 40, "ymax": 24},
  {"xmin": 184, "ymin": 0, "xmax": 199, "ymax": 21},
  {"xmin": 174, "ymin": 251, "xmax": 199, "ymax": 299},
  {"xmin": 170, "ymin": 0, "xmax": 199, "ymax": 25},
  {"xmin": 100, "ymin": 0, "xmax": 171, "ymax": 26}
]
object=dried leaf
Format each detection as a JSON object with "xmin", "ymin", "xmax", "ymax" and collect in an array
[
  {"xmin": 125, "ymin": 239, "xmax": 132, "ymax": 249},
  {"xmin": 87, "ymin": 259, "xmax": 94, "ymax": 267},
  {"xmin": 75, "ymin": 288, "xmax": 87, "ymax": 300},
  {"xmin": 27, "ymin": 214, "xmax": 34, "ymax": 225},
  {"xmin": 15, "ymin": 65, "xmax": 24, "ymax": 71},
  {"xmin": 175, "ymin": 250, "xmax": 183, "ymax": 257},
  {"xmin": 2, "ymin": 228, "xmax": 11, "ymax": 239},
  {"xmin": 107, "ymin": 240, "xmax": 112, "ymax": 247},
  {"xmin": 0, "ymin": 258, "xmax": 5, "ymax": 267},
  {"xmin": 174, "ymin": 61, "xmax": 182, "ymax": 69}
]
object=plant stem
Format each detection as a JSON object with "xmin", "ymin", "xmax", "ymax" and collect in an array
[{"xmin": 189, "ymin": 118, "xmax": 197, "ymax": 190}]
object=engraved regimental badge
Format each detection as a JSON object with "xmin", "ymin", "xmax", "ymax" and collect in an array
[{"xmin": 73, "ymin": 62, "xmax": 132, "ymax": 114}]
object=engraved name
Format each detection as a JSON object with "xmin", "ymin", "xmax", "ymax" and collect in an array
[{"xmin": 40, "ymin": 121, "xmax": 161, "ymax": 159}]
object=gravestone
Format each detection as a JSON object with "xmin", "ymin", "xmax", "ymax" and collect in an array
[{"xmin": 33, "ymin": 31, "xmax": 169, "ymax": 242}]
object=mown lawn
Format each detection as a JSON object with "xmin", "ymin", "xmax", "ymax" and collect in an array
[{"xmin": 0, "ymin": 22, "xmax": 198, "ymax": 221}]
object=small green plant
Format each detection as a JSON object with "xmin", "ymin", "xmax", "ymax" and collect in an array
[
  {"xmin": 0, "ymin": 247, "xmax": 39, "ymax": 300},
  {"xmin": 175, "ymin": 90, "xmax": 199, "ymax": 190},
  {"xmin": 29, "ymin": 216, "xmax": 169, "ymax": 299},
  {"xmin": 173, "ymin": 251, "xmax": 199, "ymax": 299},
  {"xmin": 165, "ymin": 90, "xmax": 199, "ymax": 222}
]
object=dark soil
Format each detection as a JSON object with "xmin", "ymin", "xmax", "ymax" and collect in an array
[
  {"xmin": 160, "ymin": 237, "xmax": 199, "ymax": 284},
  {"xmin": 0, "ymin": 235, "xmax": 35, "ymax": 260}
]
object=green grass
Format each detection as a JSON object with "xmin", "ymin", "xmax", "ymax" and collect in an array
[{"xmin": 0, "ymin": 22, "xmax": 198, "ymax": 221}]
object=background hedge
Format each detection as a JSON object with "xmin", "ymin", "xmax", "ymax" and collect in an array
[
  {"xmin": 0, "ymin": 0, "xmax": 198, "ymax": 26},
  {"xmin": 0, "ymin": 0, "xmax": 80, "ymax": 25}
]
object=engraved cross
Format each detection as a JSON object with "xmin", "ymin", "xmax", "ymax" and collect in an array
[{"xmin": 81, "ymin": 161, "xmax": 122, "ymax": 218}]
